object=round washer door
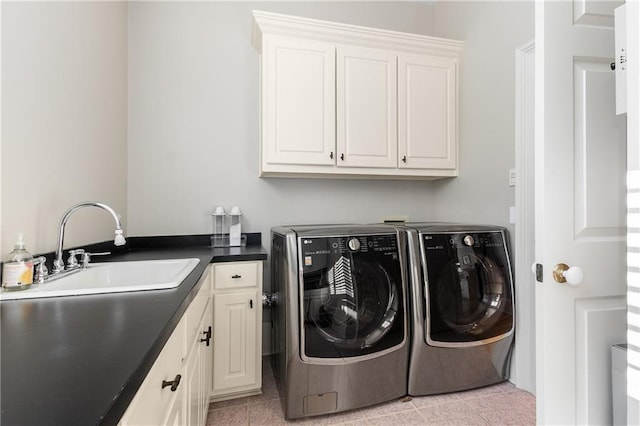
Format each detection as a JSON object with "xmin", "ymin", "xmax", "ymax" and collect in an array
[
  {"xmin": 300, "ymin": 234, "xmax": 405, "ymax": 358},
  {"xmin": 422, "ymin": 232, "xmax": 514, "ymax": 346},
  {"xmin": 435, "ymin": 252, "xmax": 505, "ymax": 336},
  {"xmin": 307, "ymin": 257, "xmax": 398, "ymax": 349}
]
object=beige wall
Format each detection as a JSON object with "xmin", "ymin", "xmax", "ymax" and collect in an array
[{"xmin": 1, "ymin": 2, "xmax": 128, "ymax": 254}]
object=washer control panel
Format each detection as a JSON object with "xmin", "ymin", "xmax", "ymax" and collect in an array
[{"xmin": 300, "ymin": 234, "xmax": 398, "ymax": 258}]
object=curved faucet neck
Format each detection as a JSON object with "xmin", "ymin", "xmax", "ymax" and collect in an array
[{"xmin": 53, "ymin": 202, "xmax": 124, "ymax": 274}]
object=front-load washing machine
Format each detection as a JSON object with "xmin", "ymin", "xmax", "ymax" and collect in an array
[
  {"xmin": 405, "ymin": 223, "xmax": 515, "ymax": 395},
  {"xmin": 271, "ymin": 224, "xmax": 409, "ymax": 419}
]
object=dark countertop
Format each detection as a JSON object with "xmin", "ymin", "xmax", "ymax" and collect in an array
[{"xmin": 0, "ymin": 238, "xmax": 267, "ymax": 426}]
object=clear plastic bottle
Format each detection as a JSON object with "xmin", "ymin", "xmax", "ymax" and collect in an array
[{"xmin": 2, "ymin": 233, "xmax": 34, "ymax": 291}]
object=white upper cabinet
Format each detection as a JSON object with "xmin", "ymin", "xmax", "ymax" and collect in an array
[
  {"xmin": 337, "ymin": 46, "xmax": 398, "ymax": 168},
  {"xmin": 262, "ymin": 36, "xmax": 335, "ymax": 166},
  {"xmin": 253, "ymin": 10, "xmax": 463, "ymax": 180},
  {"xmin": 398, "ymin": 53, "xmax": 458, "ymax": 170}
]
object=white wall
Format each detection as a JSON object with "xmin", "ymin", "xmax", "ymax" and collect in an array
[
  {"xmin": 429, "ymin": 1, "xmax": 534, "ymax": 233},
  {"xmin": 1, "ymin": 2, "xmax": 128, "ymax": 255},
  {"xmin": 0, "ymin": 0, "xmax": 532, "ymax": 257},
  {"xmin": 127, "ymin": 2, "xmax": 438, "ymax": 244}
]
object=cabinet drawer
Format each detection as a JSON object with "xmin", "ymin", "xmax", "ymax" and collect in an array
[{"xmin": 213, "ymin": 262, "xmax": 259, "ymax": 290}]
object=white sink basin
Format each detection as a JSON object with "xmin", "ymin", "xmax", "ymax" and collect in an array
[{"xmin": 0, "ymin": 258, "xmax": 201, "ymax": 301}]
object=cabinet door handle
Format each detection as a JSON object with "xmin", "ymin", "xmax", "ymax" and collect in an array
[
  {"xmin": 200, "ymin": 326, "xmax": 212, "ymax": 346},
  {"xmin": 231, "ymin": 274, "xmax": 242, "ymax": 279},
  {"xmin": 249, "ymin": 299, "xmax": 253, "ymax": 309},
  {"xmin": 330, "ymin": 152, "xmax": 334, "ymax": 159},
  {"xmin": 340, "ymin": 153, "xmax": 345, "ymax": 161},
  {"xmin": 161, "ymin": 374, "xmax": 182, "ymax": 392},
  {"xmin": 402, "ymin": 155, "xmax": 407, "ymax": 163}
]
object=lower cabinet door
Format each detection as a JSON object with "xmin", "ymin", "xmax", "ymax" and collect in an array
[
  {"xmin": 201, "ymin": 318, "xmax": 213, "ymax": 421},
  {"xmin": 162, "ymin": 384, "xmax": 185, "ymax": 426},
  {"xmin": 212, "ymin": 291, "xmax": 258, "ymax": 392},
  {"xmin": 186, "ymin": 339, "xmax": 202, "ymax": 426}
]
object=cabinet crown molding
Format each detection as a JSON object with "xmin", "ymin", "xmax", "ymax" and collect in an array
[{"xmin": 252, "ymin": 10, "xmax": 463, "ymax": 57}]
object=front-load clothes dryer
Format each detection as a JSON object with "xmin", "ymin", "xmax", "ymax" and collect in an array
[
  {"xmin": 270, "ymin": 224, "xmax": 409, "ymax": 419},
  {"xmin": 405, "ymin": 223, "xmax": 515, "ymax": 395}
]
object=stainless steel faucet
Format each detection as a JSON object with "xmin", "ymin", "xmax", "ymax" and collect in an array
[{"xmin": 52, "ymin": 202, "xmax": 126, "ymax": 275}]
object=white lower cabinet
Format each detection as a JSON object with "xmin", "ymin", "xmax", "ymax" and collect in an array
[
  {"xmin": 210, "ymin": 261, "xmax": 263, "ymax": 401},
  {"xmin": 119, "ymin": 266, "xmax": 213, "ymax": 426}
]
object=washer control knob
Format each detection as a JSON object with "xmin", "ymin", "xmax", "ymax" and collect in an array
[
  {"xmin": 463, "ymin": 235, "xmax": 475, "ymax": 246},
  {"xmin": 347, "ymin": 238, "xmax": 361, "ymax": 251}
]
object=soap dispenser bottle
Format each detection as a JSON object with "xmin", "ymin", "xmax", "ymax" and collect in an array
[{"xmin": 2, "ymin": 233, "xmax": 34, "ymax": 291}]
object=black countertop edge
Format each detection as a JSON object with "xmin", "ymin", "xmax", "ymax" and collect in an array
[
  {"xmin": 97, "ymin": 244, "xmax": 267, "ymax": 424},
  {"xmin": 1, "ymin": 241, "xmax": 267, "ymax": 426},
  {"xmin": 98, "ymin": 244, "xmax": 267, "ymax": 425},
  {"xmin": 98, "ymin": 249, "xmax": 213, "ymax": 426}
]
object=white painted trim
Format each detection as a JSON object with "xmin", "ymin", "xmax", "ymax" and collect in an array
[
  {"xmin": 513, "ymin": 39, "xmax": 536, "ymax": 395},
  {"xmin": 533, "ymin": 3, "xmax": 546, "ymax": 420},
  {"xmin": 252, "ymin": 9, "xmax": 463, "ymax": 56},
  {"xmin": 0, "ymin": 0, "xmax": 3, "ymax": 252}
]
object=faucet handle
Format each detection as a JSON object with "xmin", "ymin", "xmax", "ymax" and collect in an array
[
  {"xmin": 33, "ymin": 256, "xmax": 48, "ymax": 283},
  {"xmin": 67, "ymin": 249, "xmax": 85, "ymax": 269},
  {"xmin": 81, "ymin": 251, "xmax": 111, "ymax": 268}
]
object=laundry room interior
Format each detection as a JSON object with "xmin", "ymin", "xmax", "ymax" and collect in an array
[{"xmin": 1, "ymin": 1, "xmax": 635, "ymax": 425}]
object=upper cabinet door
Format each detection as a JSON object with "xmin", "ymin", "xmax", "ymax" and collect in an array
[
  {"xmin": 262, "ymin": 36, "xmax": 336, "ymax": 168},
  {"xmin": 398, "ymin": 54, "xmax": 457, "ymax": 170},
  {"xmin": 337, "ymin": 46, "xmax": 398, "ymax": 168}
]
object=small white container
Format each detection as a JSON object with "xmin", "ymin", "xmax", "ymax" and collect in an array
[
  {"xmin": 212, "ymin": 206, "xmax": 227, "ymax": 247},
  {"xmin": 229, "ymin": 206, "xmax": 242, "ymax": 247}
]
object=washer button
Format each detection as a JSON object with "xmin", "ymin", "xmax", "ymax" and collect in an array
[
  {"xmin": 348, "ymin": 238, "xmax": 361, "ymax": 251},
  {"xmin": 463, "ymin": 235, "xmax": 475, "ymax": 246}
]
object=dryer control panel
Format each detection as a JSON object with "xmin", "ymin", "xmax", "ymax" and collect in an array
[{"xmin": 423, "ymin": 232, "xmax": 506, "ymax": 251}]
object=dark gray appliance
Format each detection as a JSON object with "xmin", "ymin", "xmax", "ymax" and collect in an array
[
  {"xmin": 406, "ymin": 223, "xmax": 515, "ymax": 395},
  {"xmin": 270, "ymin": 224, "xmax": 409, "ymax": 419}
]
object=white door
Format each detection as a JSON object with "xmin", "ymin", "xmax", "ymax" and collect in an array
[
  {"xmin": 336, "ymin": 46, "xmax": 397, "ymax": 168},
  {"xmin": 535, "ymin": 1, "xmax": 627, "ymax": 424}
]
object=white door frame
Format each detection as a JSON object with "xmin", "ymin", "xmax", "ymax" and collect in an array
[
  {"xmin": 627, "ymin": 1, "xmax": 640, "ymax": 423},
  {"xmin": 513, "ymin": 39, "xmax": 536, "ymax": 395}
]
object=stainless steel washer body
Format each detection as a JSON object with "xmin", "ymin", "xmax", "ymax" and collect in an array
[
  {"xmin": 405, "ymin": 223, "xmax": 515, "ymax": 395},
  {"xmin": 271, "ymin": 224, "xmax": 409, "ymax": 419}
]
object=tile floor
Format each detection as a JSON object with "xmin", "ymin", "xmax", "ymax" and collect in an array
[{"xmin": 206, "ymin": 357, "xmax": 536, "ymax": 425}]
